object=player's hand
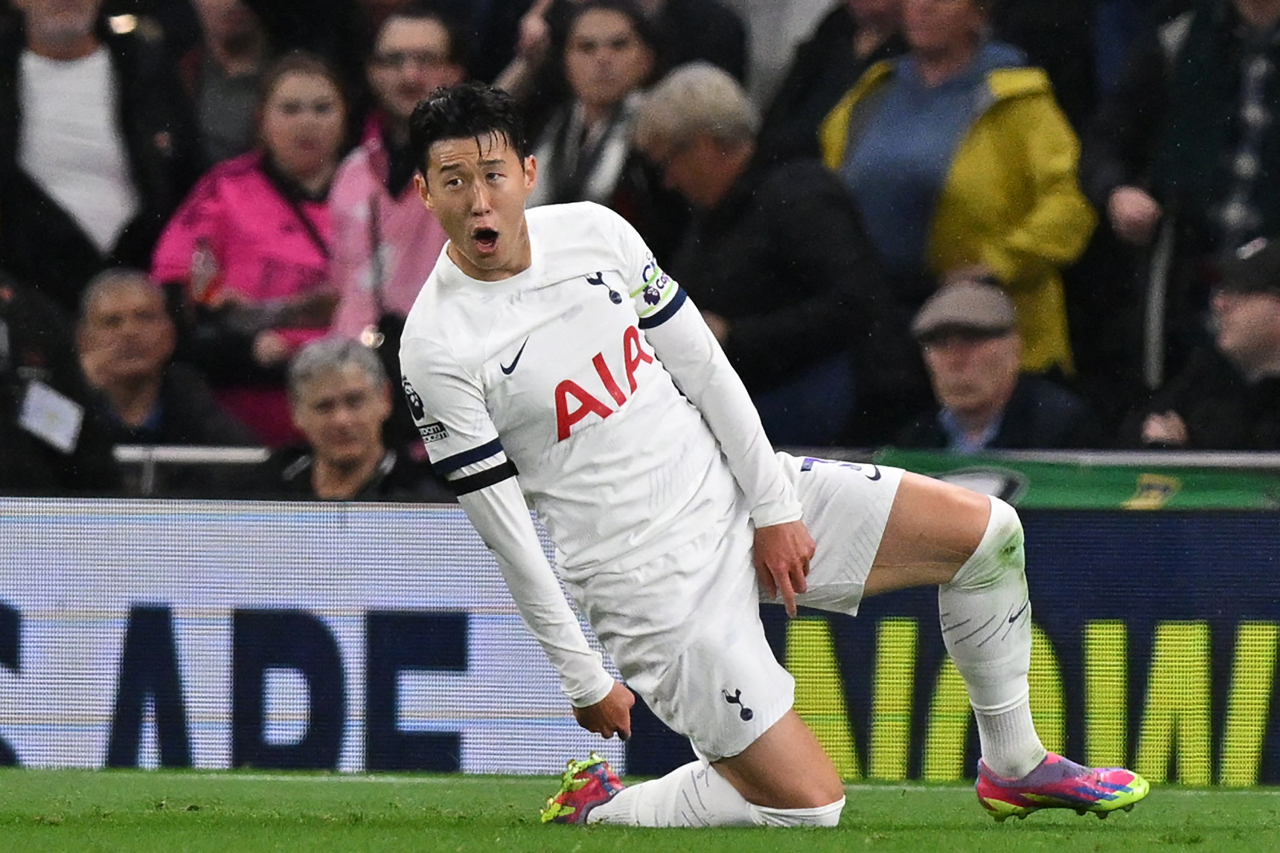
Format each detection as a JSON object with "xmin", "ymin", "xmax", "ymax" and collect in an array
[
  {"xmin": 754, "ymin": 520, "xmax": 815, "ymax": 618},
  {"xmin": 573, "ymin": 681, "xmax": 634, "ymax": 740}
]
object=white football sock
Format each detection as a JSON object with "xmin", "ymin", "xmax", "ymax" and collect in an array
[
  {"xmin": 588, "ymin": 760, "xmax": 756, "ymax": 826},
  {"xmin": 753, "ymin": 798, "xmax": 845, "ymax": 827},
  {"xmin": 937, "ymin": 496, "xmax": 1046, "ymax": 779},
  {"xmin": 588, "ymin": 760, "xmax": 845, "ymax": 827}
]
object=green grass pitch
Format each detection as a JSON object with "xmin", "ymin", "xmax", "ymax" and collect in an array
[{"xmin": 0, "ymin": 770, "xmax": 1276, "ymax": 852}]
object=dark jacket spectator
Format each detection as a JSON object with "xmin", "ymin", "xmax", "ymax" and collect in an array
[
  {"xmin": 635, "ymin": 64, "xmax": 890, "ymax": 446},
  {"xmin": 1081, "ymin": 0, "xmax": 1280, "ymax": 385},
  {"xmin": 76, "ymin": 269, "xmax": 255, "ymax": 447},
  {"xmin": 895, "ymin": 280, "xmax": 1104, "ymax": 452},
  {"xmin": 0, "ymin": 4, "xmax": 201, "ymax": 318},
  {"xmin": 1122, "ymin": 346, "xmax": 1280, "ymax": 449},
  {"xmin": 0, "ymin": 273, "xmax": 122, "ymax": 494},
  {"xmin": 1121, "ymin": 236, "xmax": 1280, "ymax": 449}
]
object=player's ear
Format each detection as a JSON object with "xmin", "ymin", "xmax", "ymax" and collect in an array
[
  {"xmin": 415, "ymin": 172, "xmax": 434, "ymax": 210},
  {"xmin": 523, "ymin": 155, "xmax": 538, "ymax": 192}
]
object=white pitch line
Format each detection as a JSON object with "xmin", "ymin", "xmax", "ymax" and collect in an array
[{"xmin": 131, "ymin": 773, "xmax": 1280, "ymax": 796}]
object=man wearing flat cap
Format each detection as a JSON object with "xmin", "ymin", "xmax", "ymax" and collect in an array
[
  {"xmin": 1124, "ymin": 237, "xmax": 1280, "ymax": 450},
  {"xmin": 895, "ymin": 279, "xmax": 1103, "ymax": 452}
]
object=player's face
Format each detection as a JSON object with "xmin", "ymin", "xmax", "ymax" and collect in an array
[
  {"xmin": 1211, "ymin": 289, "xmax": 1280, "ymax": 371},
  {"xmin": 417, "ymin": 133, "xmax": 538, "ymax": 281},
  {"xmin": 368, "ymin": 17, "xmax": 464, "ymax": 125},
  {"xmin": 922, "ymin": 330, "xmax": 1020, "ymax": 415},
  {"xmin": 291, "ymin": 365, "xmax": 391, "ymax": 468}
]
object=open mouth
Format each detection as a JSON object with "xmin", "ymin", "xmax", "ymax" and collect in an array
[{"xmin": 473, "ymin": 228, "xmax": 499, "ymax": 254}]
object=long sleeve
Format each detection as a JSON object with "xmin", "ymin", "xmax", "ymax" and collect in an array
[
  {"xmin": 643, "ymin": 295, "xmax": 802, "ymax": 529},
  {"xmin": 400, "ymin": 332, "xmax": 614, "ymax": 707},
  {"xmin": 458, "ymin": 476, "xmax": 615, "ymax": 707},
  {"xmin": 603, "ymin": 207, "xmax": 802, "ymax": 528}
]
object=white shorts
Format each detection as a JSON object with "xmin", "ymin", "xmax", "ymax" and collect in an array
[{"xmin": 566, "ymin": 453, "xmax": 904, "ymax": 762}]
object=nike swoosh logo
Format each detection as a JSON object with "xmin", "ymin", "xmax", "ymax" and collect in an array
[
  {"xmin": 1009, "ymin": 601, "xmax": 1029, "ymax": 624},
  {"xmin": 500, "ymin": 337, "xmax": 529, "ymax": 375},
  {"xmin": 865, "ymin": 464, "xmax": 882, "ymax": 481}
]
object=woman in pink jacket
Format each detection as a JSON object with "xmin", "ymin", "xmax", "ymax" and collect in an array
[{"xmin": 152, "ymin": 51, "xmax": 348, "ymax": 447}]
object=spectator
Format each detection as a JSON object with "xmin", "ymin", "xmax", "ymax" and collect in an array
[
  {"xmin": 759, "ymin": 0, "xmax": 907, "ymax": 161},
  {"xmin": 819, "ymin": 0, "xmax": 1096, "ymax": 380},
  {"xmin": 328, "ymin": 2, "xmax": 463, "ymax": 344},
  {"xmin": 633, "ymin": 62, "xmax": 889, "ymax": 446},
  {"xmin": 1081, "ymin": 0, "xmax": 1280, "ymax": 388},
  {"xmin": 183, "ymin": 0, "xmax": 271, "ymax": 164},
  {"xmin": 0, "ymin": 0, "xmax": 202, "ymax": 318},
  {"xmin": 494, "ymin": 0, "xmax": 747, "ymax": 137},
  {"xmin": 527, "ymin": 0, "xmax": 686, "ymax": 259},
  {"xmin": 327, "ymin": 2, "xmax": 465, "ymax": 455},
  {"xmin": 1122, "ymin": 236, "xmax": 1280, "ymax": 449},
  {"xmin": 0, "ymin": 272, "xmax": 122, "ymax": 495},
  {"xmin": 152, "ymin": 51, "xmax": 348, "ymax": 447},
  {"xmin": 896, "ymin": 279, "xmax": 1104, "ymax": 451},
  {"xmin": 236, "ymin": 338, "xmax": 452, "ymax": 501},
  {"xmin": 77, "ymin": 268, "xmax": 255, "ymax": 446}
]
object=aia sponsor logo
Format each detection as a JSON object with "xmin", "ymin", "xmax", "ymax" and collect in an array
[{"xmin": 554, "ymin": 326, "xmax": 653, "ymax": 441}]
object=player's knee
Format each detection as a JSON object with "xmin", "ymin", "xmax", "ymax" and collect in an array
[
  {"xmin": 752, "ymin": 796, "xmax": 845, "ymax": 828},
  {"xmin": 947, "ymin": 496, "xmax": 1025, "ymax": 590}
]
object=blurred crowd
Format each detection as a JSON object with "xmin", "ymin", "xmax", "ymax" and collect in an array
[{"xmin": 2, "ymin": 0, "xmax": 1280, "ymax": 499}]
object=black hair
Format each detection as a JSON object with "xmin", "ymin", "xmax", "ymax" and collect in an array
[
  {"xmin": 565, "ymin": 0, "xmax": 660, "ymax": 54},
  {"xmin": 409, "ymin": 81, "xmax": 529, "ymax": 176},
  {"xmin": 375, "ymin": 0, "xmax": 470, "ymax": 72}
]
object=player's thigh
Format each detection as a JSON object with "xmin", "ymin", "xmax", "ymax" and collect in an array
[
  {"xmin": 778, "ymin": 452, "xmax": 903, "ymax": 615},
  {"xmin": 863, "ymin": 471, "xmax": 991, "ymax": 597},
  {"xmin": 713, "ymin": 709, "xmax": 845, "ymax": 809}
]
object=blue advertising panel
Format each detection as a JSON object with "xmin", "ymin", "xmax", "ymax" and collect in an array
[{"xmin": 1, "ymin": 501, "xmax": 1276, "ymax": 785}]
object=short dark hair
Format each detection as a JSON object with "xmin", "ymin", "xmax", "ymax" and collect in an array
[
  {"xmin": 409, "ymin": 81, "xmax": 529, "ymax": 176},
  {"xmin": 376, "ymin": 1, "xmax": 470, "ymax": 71}
]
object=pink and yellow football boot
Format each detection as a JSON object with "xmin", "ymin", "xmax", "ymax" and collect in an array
[
  {"xmin": 976, "ymin": 753, "xmax": 1149, "ymax": 822},
  {"xmin": 540, "ymin": 752, "xmax": 625, "ymax": 824}
]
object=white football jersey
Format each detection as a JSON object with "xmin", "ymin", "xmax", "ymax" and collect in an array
[{"xmin": 400, "ymin": 203, "xmax": 740, "ymax": 581}]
